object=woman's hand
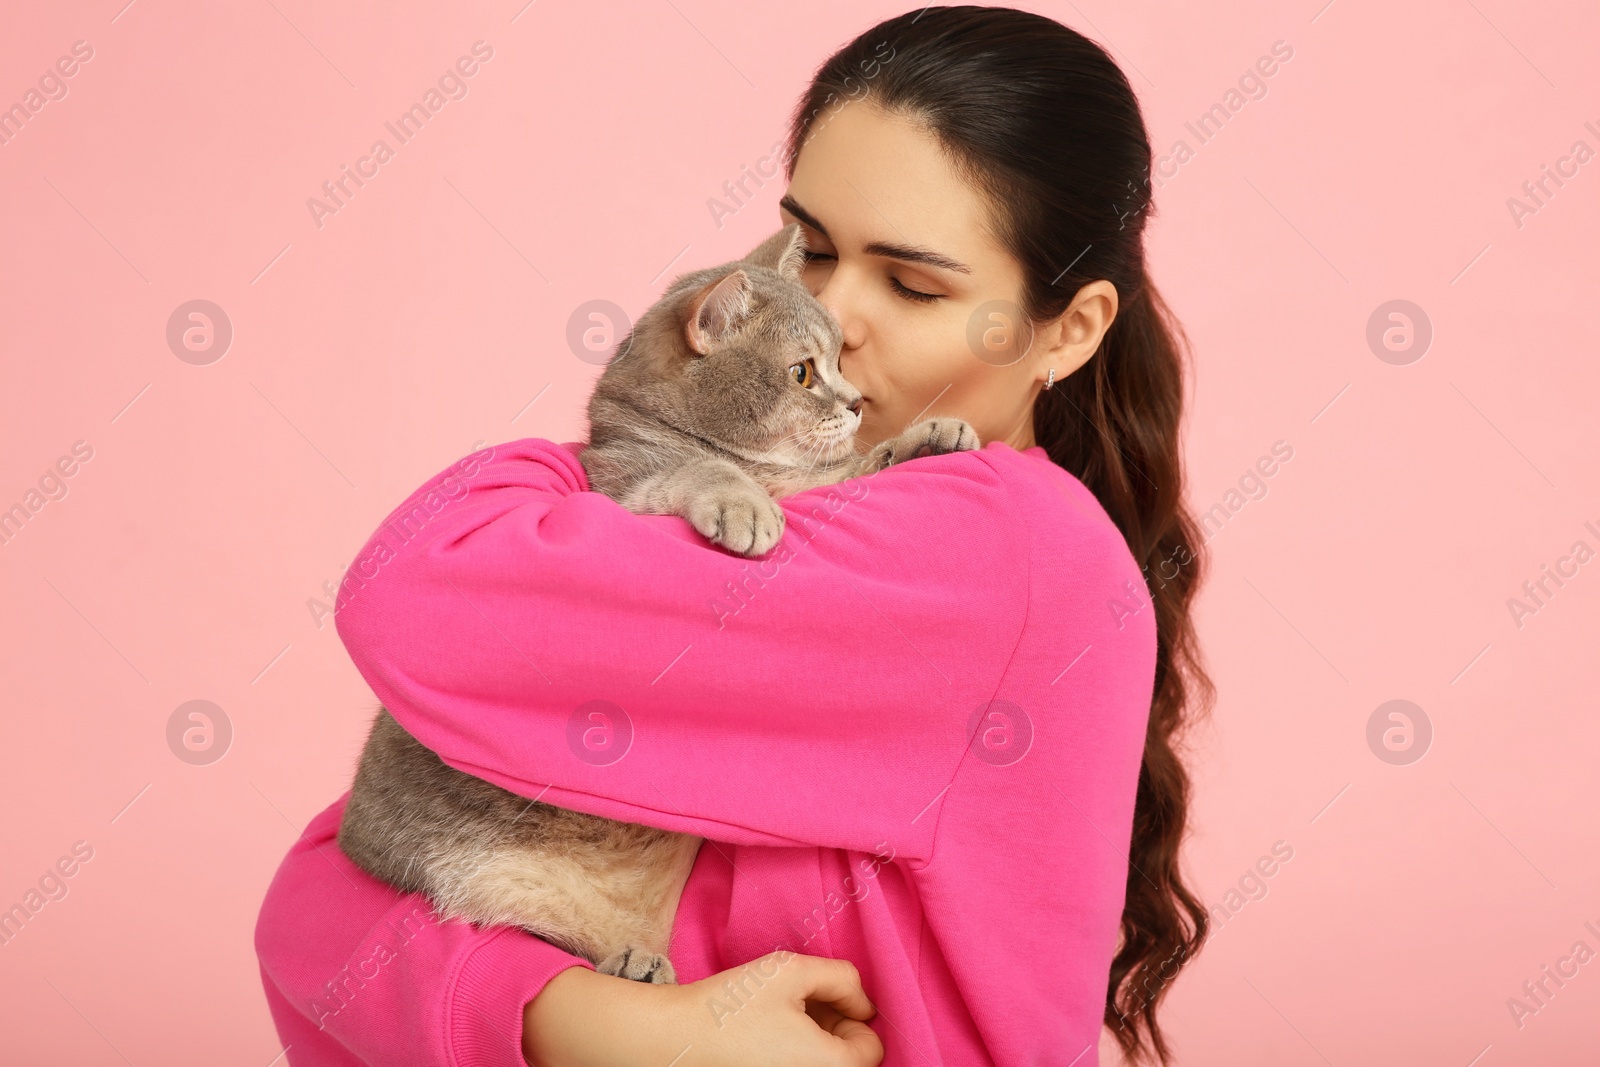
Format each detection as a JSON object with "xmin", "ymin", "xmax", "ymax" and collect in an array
[
  {"xmin": 523, "ymin": 951, "xmax": 884, "ymax": 1067},
  {"xmin": 678, "ymin": 951, "xmax": 884, "ymax": 1066}
]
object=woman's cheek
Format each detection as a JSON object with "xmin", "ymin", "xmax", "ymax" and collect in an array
[
  {"xmin": 900, "ymin": 311, "xmax": 962, "ymax": 382},
  {"xmin": 804, "ymin": 268, "xmax": 829, "ymax": 298}
]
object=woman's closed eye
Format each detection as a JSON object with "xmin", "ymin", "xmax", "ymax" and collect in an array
[
  {"xmin": 802, "ymin": 249, "xmax": 943, "ymax": 304},
  {"xmin": 888, "ymin": 276, "xmax": 941, "ymax": 303}
]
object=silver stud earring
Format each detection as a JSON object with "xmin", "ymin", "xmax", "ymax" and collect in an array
[{"xmin": 1044, "ymin": 367, "xmax": 1056, "ymax": 390}]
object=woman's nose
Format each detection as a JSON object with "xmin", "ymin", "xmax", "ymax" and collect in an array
[{"xmin": 817, "ymin": 279, "xmax": 866, "ymax": 350}]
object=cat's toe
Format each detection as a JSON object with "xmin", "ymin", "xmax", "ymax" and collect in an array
[
  {"xmin": 924, "ymin": 418, "xmax": 979, "ymax": 456},
  {"xmin": 598, "ymin": 947, "xmax": 678, "ymax": 984},
  {"xmin": 712, "ymin": 496, "xmax": 784, "ymax": 557},
  {"xmin": 742, "ymin": 508, "xmax": 785, "ymax": 557}
]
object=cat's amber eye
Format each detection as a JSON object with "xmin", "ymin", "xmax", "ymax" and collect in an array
[{"xmin": 789, "ymin": 359, "xmax": 815, "ymax": 388}]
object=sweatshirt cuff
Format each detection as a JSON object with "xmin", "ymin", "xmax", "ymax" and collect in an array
[{"xmin": 448, "ymin": 926, "xmax": 596, "ymax": 1067}]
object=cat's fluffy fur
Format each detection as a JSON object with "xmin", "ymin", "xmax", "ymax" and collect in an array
[{"xmin": 336, "ymin": 223, "xmax": 978, "ymax": 983}]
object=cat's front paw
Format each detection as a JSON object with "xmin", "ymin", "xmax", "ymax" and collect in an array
[
  {"xmin": 871, "ymin": 418, "xmax": 981, "ymax": 471},
  {"xmin": 686, "ymin": 484, "xmax": 785, "ymax": 557},
  {"xmin": 598, "ymin": 946, "xmax": 678, "ymax": 984}
]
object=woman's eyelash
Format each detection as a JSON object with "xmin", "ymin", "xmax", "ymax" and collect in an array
[
  {"xmin": 890, "ymin": 277, "xmax": 940, "ymax": 303},
  {"xmin": 801, "ymin": 251, "xmax": 941, "ymax": 304}
]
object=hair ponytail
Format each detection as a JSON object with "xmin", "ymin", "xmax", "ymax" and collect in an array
[{"xmin": 1038, "ymin": 272, "xmax": 1215, "ymax": 1062}]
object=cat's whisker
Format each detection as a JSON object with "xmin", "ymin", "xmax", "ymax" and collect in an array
[
  {"xmin": 803, "ymin": 433, "xmax": 835, "ymax": 474},
  {"xmin": 766, "ymin": 427, "xmax": 810, "ymax": 460},
  {"xmin": 789, "ymin": 431, "xmax": 824, "ymax": 473},
  {"xmin": 764, "ymin": 422, "xmax": 834, "ymax": 469},
  {"xmin": 753, "ymin": 423, "xmax": 802, "ymax": 455}
]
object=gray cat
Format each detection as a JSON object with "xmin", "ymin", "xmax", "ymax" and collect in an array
[{"xmin": 336, "ymin": 222, "xmax": 979, "ymax": 984}]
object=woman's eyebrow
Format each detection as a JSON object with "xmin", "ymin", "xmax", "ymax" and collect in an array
[{"xmin": 779, "ymin": 193, "xmax": 973, "ymax": 275}]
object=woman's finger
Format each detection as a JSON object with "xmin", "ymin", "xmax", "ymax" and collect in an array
[
  {"xmin": 804, "ymin": 997, "xmax": 884, "ymax": 1067},
  {"xmin": 790, "ymin": 956, "xmax": 877, "ymax": 1021},
  {"xmin": 806, "ymin": 998, "xmax": 845, "ymax": 1031},
  {"xmin": 828, "ymin": 1017, "xmax": 885, "ymax": 1066}
]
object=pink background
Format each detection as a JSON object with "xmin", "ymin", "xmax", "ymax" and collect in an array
[{"xmin": 2, "ymin": 1, "xmax": 1597, "ymax": 1064}]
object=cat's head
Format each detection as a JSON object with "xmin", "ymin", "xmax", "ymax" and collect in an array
[{"xmin": 607, "ymin": 223, "xmax": 862, "ymax": 468}]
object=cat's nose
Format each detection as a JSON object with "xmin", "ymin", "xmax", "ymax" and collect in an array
[{"xmin": 847, "ymin": 398, "xmax": 862, "ymax": 416}]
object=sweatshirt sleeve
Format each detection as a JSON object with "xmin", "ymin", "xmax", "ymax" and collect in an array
[
  {"xmin": 254, "ymin": 791, "xmax": 595, "ymax": 1067},
  {"xmin": 331, "ymin": 436, "xmax": 1038, "ymax": 864}
]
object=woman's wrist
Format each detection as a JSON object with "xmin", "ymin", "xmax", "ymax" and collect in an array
[{"xmin": 522, "ymin": 966, "xmax": 699, "ymax": 1067}]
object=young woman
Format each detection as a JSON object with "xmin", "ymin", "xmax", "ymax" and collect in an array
[{"xmin": 255, "ymin": 7, "xmax": 1213, "ymax": 1065}]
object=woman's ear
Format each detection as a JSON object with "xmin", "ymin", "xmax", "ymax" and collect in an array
[
  {"xmin": 1037, "ymin": 280, "xmax": 1119, "ymax": 381},
  {"xmin": 684, "ymin": 270, "xmax": 754, "ymax": 355},
  {"xmin": 742, "ymin": 222, "xmax": 807, "ymax": 281}
]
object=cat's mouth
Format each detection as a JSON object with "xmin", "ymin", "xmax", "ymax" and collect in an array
[{"xmin": 785, "ymin": 419, "xmax": 859, "ymax": 465}]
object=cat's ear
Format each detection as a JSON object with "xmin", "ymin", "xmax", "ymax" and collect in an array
[
  {"xmin": 684, "ymin": 270, "xmax": 753, "ymax": 355},
  {"xmin": 742, "ymin": 222, "xmax": 807, "ymax": 281}
]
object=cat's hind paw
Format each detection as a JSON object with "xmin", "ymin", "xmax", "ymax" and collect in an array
[{"xmin": 598, "ymin": 946, "xmax": 678, "ymax": 984}]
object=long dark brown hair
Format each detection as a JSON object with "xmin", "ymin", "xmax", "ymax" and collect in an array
[{"xmin": 782, "ymin": 7, "xmax": 1215, "ymax": 1063}]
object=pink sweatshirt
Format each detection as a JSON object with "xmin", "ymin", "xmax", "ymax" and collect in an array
[{"xmin": 255, "ymin": 436, "xmax": 1157, "ymax": 1066}]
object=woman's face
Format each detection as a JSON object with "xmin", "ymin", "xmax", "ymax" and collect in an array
[{"xmin": 779, "ymin": 100, "xmax": 1115, "ymax": 452}]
